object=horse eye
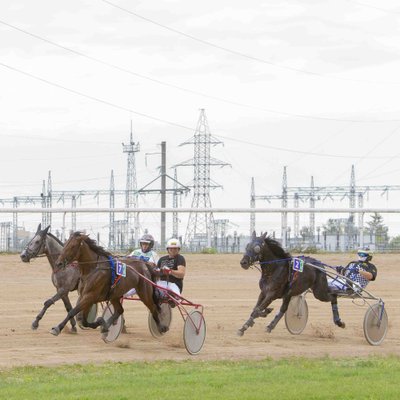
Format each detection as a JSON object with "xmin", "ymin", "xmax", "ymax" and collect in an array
[{"xmin": 253, "ymin": 245, "xmax": 261, "ymax": 253}]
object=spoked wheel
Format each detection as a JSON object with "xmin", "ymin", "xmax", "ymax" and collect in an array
[
  {"xmin": 284, "ymin": 295, "xmax": 308, "ymax": 335},
  {"xmin": 78, "ymin": 303, "xmax": 98, "ymax": 330},
  {"xmin": 183, "ymin": 310, "xmax": 206, "ymax": 355},
  {"xmin": 101, "ymin": 304, "xmax": 124, "ymax": 343},
  {"xmin": 363, "ymin": 302, "xmax": 388, "ymax": 346},
  {"xmin": 148, "ymin": 303, "xmax": 172, "ymax": 338}
]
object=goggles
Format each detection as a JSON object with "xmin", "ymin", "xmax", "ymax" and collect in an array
[{"xmin": 358, "ymin": 252, "xmax": 369, "ymax": 258}]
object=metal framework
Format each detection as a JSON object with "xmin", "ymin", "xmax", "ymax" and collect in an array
[
  {"xmin": 252, "ymin": 165, "xmax": 400, "ymax": 249},
  {"xmin": 122, "ymin": 123, "xmax": 140, "ymax": 248},
  {"xmin": 177, "ymin": 109, "xmax": 229, "ymax": 248}
]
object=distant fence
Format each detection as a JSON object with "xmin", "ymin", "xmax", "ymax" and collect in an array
[{"xmin": 1, "ymin": 207, "xmax": 399, "ymax": 253}]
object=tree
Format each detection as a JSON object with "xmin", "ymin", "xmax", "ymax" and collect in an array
[
  {"xmin": 365, "ymin": 213, "xmax": 389, "ymax": 249},
  {"xmin": 323, "ymin": 219, "xmax": 341, "ymax": 234},
  {"xmin": 389, "ymin": 235, "xmax": 400, "ymax": 251}
]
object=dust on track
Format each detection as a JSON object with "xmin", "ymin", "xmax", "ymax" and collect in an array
[{"xmin": 0, "ymin": 253, "xmax": 398, "ymax": 368}]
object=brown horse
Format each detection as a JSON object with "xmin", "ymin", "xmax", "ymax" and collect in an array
[
  {"xmin": 20, "ymin": 224, "xmax": 80, "ymax": 332},
  {"xmin": 51, "ymin": 232, "xmax": 166, "ymax": 338}
]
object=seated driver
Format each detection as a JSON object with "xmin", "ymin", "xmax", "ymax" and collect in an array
[
  {"xmin": 328, "ymin": 247, "xmax": 377, "ymax": 292},
  {"xmin": 155, "ymin": 238, "xmax": 186, "ymax": 298},
  {"xmin": 124, "ymin": 233, "xmax": 159, "ymax": 297}
]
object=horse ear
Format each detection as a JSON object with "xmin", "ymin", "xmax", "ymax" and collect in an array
[
  {"xmin": 36, "ymin": 223, "xmax": 42, "ymax": 233},
  {"xmin": 252, "ymin": 231, "xmax": 257, "ymax": 240},
  {"xmin": 43, "ymin": 225, "xmax": 50, "ymax": 234},
  {"xmin": 261, "ymin": 231, "xmax": 268, "ymax": 240}
]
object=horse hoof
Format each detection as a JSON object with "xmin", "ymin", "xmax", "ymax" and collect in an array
[
  {"xmin": 50, "ymin": 327, "xmax": 60, "ymax": 336},
  {"xmin": 335, "ymin": 320, "xmax": 346, "ymax": 329},
  {"xmin": 159, "ymin": 325, "xmax": 169, "ymax": 334},
  {"xmin": 237, "ymin": 329, "xmax": 244, "ymax": 337},
  {"xmin": 265, "ymin": 326, "xmax": 272, "ymax": 333},
  {"xmin": 70, "ymin": 326, "xmax": 77, "ymax": 334},
  {"xmin": 31, "ymin": 321, "xmax": 39, "ymax": 330}
]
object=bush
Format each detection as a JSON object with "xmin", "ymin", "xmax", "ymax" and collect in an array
[{"xmin": 201, "ymin": 247, "xmax": 217, "ymax": 254}]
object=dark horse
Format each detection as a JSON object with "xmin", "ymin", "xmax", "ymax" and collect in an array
[
  {"xmin": 20, "ymin": 224, "xmax": 80, "ymax": 332},
  {"xmin": 238, "ymin": 232, "xmax": 345, "ymax": 336},
  {"xmin": 51, "ymin": 232, "xmax": 167, "ymax": 338}
]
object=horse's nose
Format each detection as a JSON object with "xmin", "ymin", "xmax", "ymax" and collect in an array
[
  {"xmin": 20, "ymin": 252, "xmax": 29, "ymax": 262},
  {"xmin": 240, "ymin": 257, "xmax": 249, "ymax": 269}
]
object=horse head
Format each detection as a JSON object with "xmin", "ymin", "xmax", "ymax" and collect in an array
[
  {"xmin": 20, "ymin": 223, "xmax": 50, "ymax": 262},
  {"xmin": 240, "ymin": 231, "xmax": 268, "ymax": 269},
  {"xmin": 55, "ymin": 231, "xmax": 87, "ymax": 268}
]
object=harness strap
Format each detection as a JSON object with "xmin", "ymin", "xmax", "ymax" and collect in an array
[{"xmin": 108, "ymin": 256, "xmax": 123, "ymax": 290}]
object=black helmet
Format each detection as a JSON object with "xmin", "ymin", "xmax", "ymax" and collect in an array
[{"xmin": 139, "ymin": 234, "xmax": 155, "ymax": 250}]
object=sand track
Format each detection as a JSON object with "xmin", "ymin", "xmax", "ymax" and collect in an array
[{"xmin": 0, "ymin": 253, "xmax": 398, "ymax": 368}]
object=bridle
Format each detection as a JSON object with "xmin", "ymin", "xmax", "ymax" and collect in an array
[
  {"xmin": 243, "ymin": 239, "xmax": 265, "ymax": 266},
  {"xmin": 22, "ymin": 232, "xmax": 47, "ymax": 260}
]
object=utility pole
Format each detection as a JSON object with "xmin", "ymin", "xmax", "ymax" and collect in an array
[{"xmin": 139, "ymin": 142, "xmax": 189, "ymax": 248}]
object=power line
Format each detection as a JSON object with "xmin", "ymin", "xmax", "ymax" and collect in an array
[
  {"xmin": 214, "ymin": 133, "xmax": 399, "ymax": 159},
  {"xmin": 0, "ymin": 61, "xmax": 194, "ymax": 132},
  {"xmin": 100, "ymin": 0, "xmax": 400, "ymax": 86},
  {"xmin": 1, "ymin": 61, "xmax": 398, "ymax": 163},
  {"xmin": 2, "ymin": 18, "xmax": 397, "ymax": 123}
]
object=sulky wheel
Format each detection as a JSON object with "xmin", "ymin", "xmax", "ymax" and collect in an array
[
  {"xmin": 363, "ymin": 302, "xmax": 388, "ymax": 346},
  {"xmin": 284, "ymin": 295, "xmax": 309, "ymax": 335},
  {"xmin": 183, "ymin": 310, "xmax": 206, "ymax": 355},
  {"xmin": 148, "ymin": 303, "xmax": 172, "ymax": 338},
  {"xmin": 101, "ymin": 304, "xmax": 124, "ymax": 343},
  {"xmin": 78, "ymin": 303, "xmax": 98, "ymax": 330}
]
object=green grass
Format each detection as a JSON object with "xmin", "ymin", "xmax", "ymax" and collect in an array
[{"xmin": 1, "ymin": 357, "xmax": 399, "ymax": 400}]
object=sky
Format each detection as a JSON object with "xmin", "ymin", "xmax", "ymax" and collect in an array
[{"xmin": 1, "ymin": 0, "xmax": 400, "ymax": 241}]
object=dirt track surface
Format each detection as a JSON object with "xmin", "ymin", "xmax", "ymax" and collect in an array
[{"xmin": 0, "ymin": 253, "xmax": 398, "ymax": 368}]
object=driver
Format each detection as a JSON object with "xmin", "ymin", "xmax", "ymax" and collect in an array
[
  {"xmin": 328, "ymin": 247, "xmax": 377, "ymax": 292},
  {"xmin": 129, "ymin": 234, "xmax": 158, "ymax": 266},
  {"xmin": 124, "ymin": 234, "xmax": 159, "ymax": 297},
  {"xmin": 155, "ymin": 238, "xmax": 186, "ymax": 297}
]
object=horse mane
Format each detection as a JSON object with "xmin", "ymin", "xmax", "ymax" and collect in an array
[
  {"xmin": 264, "ymin": 236, "xmax": 291, "ymax": 259},
  {"xmin": 47, "ymin": 232, "xmax": 64, "ymax": 246},
  {"xmin": 74, "ymin": 232, "xmax": 112, "ymax": 257}
]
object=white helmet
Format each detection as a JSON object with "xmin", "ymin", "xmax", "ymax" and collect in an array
[
  {"xmin": 357, "ymin": 247, "xmax": 372, "ymax": 262},
  {"xmin": 166, "ymin": 238, "xmax": 181, "ymax": 249}
]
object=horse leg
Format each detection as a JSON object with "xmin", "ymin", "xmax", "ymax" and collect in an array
[
  {"xmin": 237, "ymin": 291, "xmax": 273, "ymax": 336},
  {"xmin": 61, "ymin": 294, "xmax": 77, "ymax": 333},
  {"xmin": 50, "ymin": 294, "xmax": 102, "ymax": 335},
  {"xmin": 101, "ymin": 299, "xmax": 124, "ymax": 338},
  {"xmin": 50, "ymin": 303, "xmax": 82, "ymax": 336},
  {"xmin": 32, "ymin": 290, "xmax": 65, "ymax": 330},
  {"xmin": 330, "ymin": 295, "xmax": 346, "ymax": 328},
  {"xmin": 140, "ymin": 287, "xmax": 168, "ymax": 334},
  {"xmin": 265, "ymin": 294, "xmax": 292, "ymax": 333}
]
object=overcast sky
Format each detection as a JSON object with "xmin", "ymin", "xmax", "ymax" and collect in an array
[{"xmin": 1, "ymin": 0, "xmax": 400, "ymax": 238}]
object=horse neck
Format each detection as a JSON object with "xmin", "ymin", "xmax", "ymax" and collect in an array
[
  {"xmin": 45, "ymin": 236, "xmax": 63, "ymax": 271},
  {"xmin": 77, "ymin": 243, "xmax": 107, "ymax": 276},
  {"xmin": 260, "ymin": 249, "xmax": 289, "ymax": 277}
]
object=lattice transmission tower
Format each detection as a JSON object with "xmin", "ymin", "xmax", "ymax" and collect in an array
[
  {"xmin": 122, "ymin": 123, "xmax": 140, "ymax": 248},
  {"xmin": 177, "ymin": 109, "xmax": 229, "ymax": 248}
]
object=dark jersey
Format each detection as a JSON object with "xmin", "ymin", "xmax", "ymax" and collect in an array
[
  {"xmin": 345, "ymin": 261, "xmax": 377, "ymax": 280},
  {"xmin": 157, "ymin": 254, "xmax": 186, "ymax": 292},
  {"xmin": 344, "ymin": 260, "xmax": 377, "ymax": 288}
]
